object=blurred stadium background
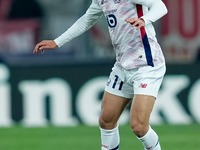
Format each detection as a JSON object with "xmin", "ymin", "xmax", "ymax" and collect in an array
[{"xmin": 0, "ymin": 0, "xmax": 200, "ymax": 150}]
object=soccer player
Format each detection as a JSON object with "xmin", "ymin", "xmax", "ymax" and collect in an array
[{"xmin": 34, "ymin": 0, "xmax": 168, "ymax": 150}]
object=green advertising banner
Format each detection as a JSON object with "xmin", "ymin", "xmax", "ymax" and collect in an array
[{"xmin": 0, "ymin": 62, "xmax": 200, "ymax": 127}]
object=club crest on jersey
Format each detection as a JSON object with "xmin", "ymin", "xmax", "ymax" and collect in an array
[{"xmin": 114, "ymin": 0, "xmax": 121, "ymax": 4}]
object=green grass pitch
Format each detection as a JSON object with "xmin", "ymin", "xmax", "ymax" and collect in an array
[{"xmin": 0, "ymin": 124, "xmax": 199, "ymax": 150}]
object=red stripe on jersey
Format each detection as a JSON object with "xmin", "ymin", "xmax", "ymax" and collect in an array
[
  {"xmin": 136, "ymin": 4, "xmax": 154, "ymax": 67},
  {"xmin": 136, "ymin": 4, "xmax": 146, "ymax": 39}
]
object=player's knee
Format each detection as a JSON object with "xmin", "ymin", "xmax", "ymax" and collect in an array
[
  {"xmin": 99, "ymin": 116, "xmax": 116, "ymax": 129},
  {"xmin": 130, "ymin": 122, "xmax": 143, "ymax": 133},
  {"xmin": 99, "ymin": 117, "xmax": 106, "ymax": 128},
  {"xmin": 130, "ymin": 121, "xmax": 148, "ymax": 137}
]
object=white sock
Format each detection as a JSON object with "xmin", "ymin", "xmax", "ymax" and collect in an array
[
  {"xmin": 100, "ymin": 125, "xmax": 120, "ymax": 150},
  {"xmin": 137, "ymin": 126, "xmax": 161, "ymax": 150}
]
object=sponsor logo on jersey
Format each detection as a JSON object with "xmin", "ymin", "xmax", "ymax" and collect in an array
[
  {"xmin": 114, "ymin": 0, "xmax": 121, "ymax": 4},
  {"xmin": 105, "ymin": 9, "xmax": 117, "ymax": 15},
  {"xmin": 101, "ymin": 0, "xmax": 120, "ymax": 5}
]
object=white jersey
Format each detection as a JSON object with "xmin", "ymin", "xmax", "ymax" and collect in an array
[{"xmin": 54, "ymin": 0, "xmax": 168, "ymax": 70}]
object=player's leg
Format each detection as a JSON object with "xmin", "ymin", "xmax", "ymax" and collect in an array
[
  {"xmin": 99, "ymin": 91, "xmax": 131, "ymax": 150},
  {"xmin": 128, "ymin": 63, "xmax": 166, "ymax": 150},
  {"xmin": 130, "ymin": 94, "xmax": 161, "ymax": 150}
]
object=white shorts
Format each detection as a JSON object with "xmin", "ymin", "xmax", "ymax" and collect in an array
[{"xmin": 105, "ymin": 64, "xmax": 166, "ymax": 98}]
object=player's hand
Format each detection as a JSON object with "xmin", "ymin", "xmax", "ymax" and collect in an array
[
  {"xmin": 33, "ymin": 40, "xmax": 57, "ymax": 54},
  {"xmin": 125, "ymin": 18, "xmax": 145, "ymax": 30}
]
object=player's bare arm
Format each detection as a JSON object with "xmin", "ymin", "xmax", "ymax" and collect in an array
[
  {"xmin": 33, "ymin": 40, "xmax": 57, "ymax": 54},
  {"xmin": 125, "ymin": 18, "xmax": 145, "ymax": 30}
]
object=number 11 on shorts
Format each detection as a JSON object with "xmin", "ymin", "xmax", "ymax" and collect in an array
[{"xmin": 112, "ymin": 75, "xmax": 124, "ymax": 91}]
